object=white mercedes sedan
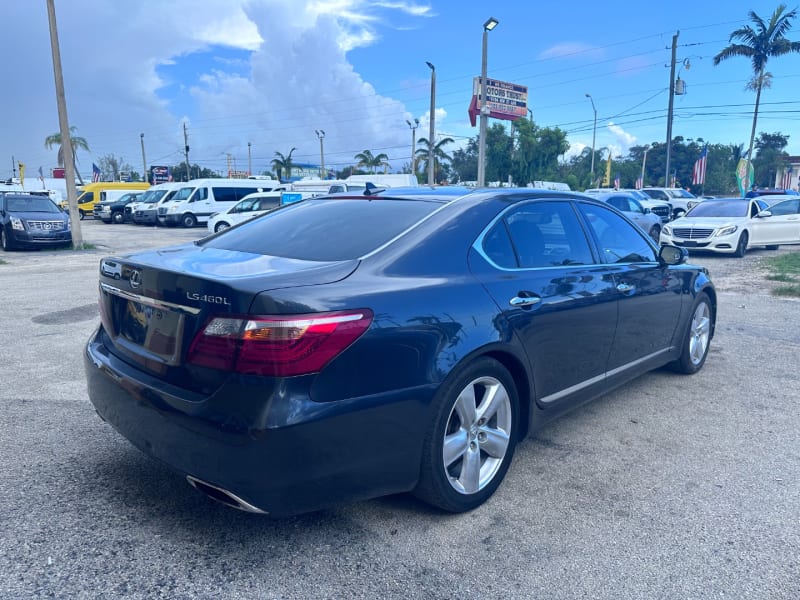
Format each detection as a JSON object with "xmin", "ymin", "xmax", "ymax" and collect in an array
[{"xmin": 659, "ymin": 197, "xmax": 800, "ymax": 257}]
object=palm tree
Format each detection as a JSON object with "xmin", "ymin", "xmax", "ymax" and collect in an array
[
  {"xmin": 44, "ymin": 126, "xmax": 90, "ymax": 185},
  {"xmin": 415, "ymin": 136, "xmax": 454, "ymax": 183},
  {"xmin": 271, "ymin": 148, "xmax": 297, "ymax": 181},
  {"xmin": 354, "ymin": 150, "xmax": 389, "ymax": 173},
  {"xmin": 714, "ymin": 4, "xmax": 800, "ymax": 191}
]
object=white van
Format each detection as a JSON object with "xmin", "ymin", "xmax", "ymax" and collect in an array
[{"xmin": 157, "ymin": 179, "xmax": 287, "ymax": 228}]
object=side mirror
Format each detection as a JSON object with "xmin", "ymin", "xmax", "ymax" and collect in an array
[
  {"xmin": 643, "ymin": 207, "xmax": 650, "ymax": 214},
  {"xmin": 659, "ymin": 244, "xmax": 688, "ymax": 265},
  {"xmin": 756, "ymin": 210, "xmax": 772, "ymax": 218}
]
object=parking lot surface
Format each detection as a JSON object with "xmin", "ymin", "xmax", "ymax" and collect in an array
[{"xmin": 0, "ymin": 220, "xmax": 798, "ymax": 599}]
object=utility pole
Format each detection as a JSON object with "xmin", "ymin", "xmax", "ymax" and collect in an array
[
  {"xmin": 426, "ymin": 62, "xmax": 436, "ymax": 185},
  {"xmin": 11, "ymin": 155, "xmax": 16, "ymax": 178},
  {"xmin": 46, "ymin": 0, "xmax": 82, "ymax": 248},
  {"xmin": 665, "ymin": 31, "xmax": 679, "ymax": 188},
  {"xmin": 406, "ymin": 119, "xmax": 419, "ymax": 178},
  {"xmin": 315, "ymin": 130, "xmax": 325, "ymax": 178},
  {"xmin": 248, "ymin": 142, "xmax": 252, "ymax": 177},
  {"xmin": 183, "ymin": 122, "xmax": 190, "ymax": 181},
  {"xmin": 140, "ymin": 133, "xmax": 147, "ymax": 183}
]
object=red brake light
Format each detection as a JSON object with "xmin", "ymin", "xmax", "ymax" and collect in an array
[{"xmin": 187, "ymin": 310, "xmax": 373, "ymax": 377}]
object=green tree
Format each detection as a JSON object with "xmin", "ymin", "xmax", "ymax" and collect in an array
[
  {"xmin": 44, "ymin": 125, "xmax": 90, "ymax": 185},
  {"xmin": 271, "ymin": 148, "xmax": 297, "ymax": 181},
  {"xmin": 98, "ymin": 154, "xmax": 137, "ymax": 182},
  {"xmin": 354, "ymin": 150, "xmax": 389, "ymax": 174},
  {"xmin": 449, "ymin": 139, "xmax": 478, "ymax": 183},
  {"xmin": 714, "ymin": 4, "xmax": 800, "ymax": 189},
  {"xmin": 753, "ymin": 131, "xmax": 790, "ymax": 187},
  {"xmin": 170, "ymin": 163, "xmax": 218, "ymax": 182},
  {"xmin": 415, "ymin": 137, "xmax": 454, "ymax": 183}
]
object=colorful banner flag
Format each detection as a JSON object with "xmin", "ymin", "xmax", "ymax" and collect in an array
[
  {"xmin": 692, "ymin": 146, "xmax": 708, "ymax": 185},
  {"xmin": 781, "ymin": 166, "xmax": 793, "ymax": 190},
  {"xmin": 18, "ymin": 162, "xmax": 25, "ymax": 188},
  {"xmin": 736, "ymin": 158, "xmax": 754, "ymax": 197},
  {"xmin": 92, "ymin": 163, "xmax": 101, "ymax": 182},
  {"xmin": 602, "ymin": 153, "xmax": 612, "ymax": 187}
]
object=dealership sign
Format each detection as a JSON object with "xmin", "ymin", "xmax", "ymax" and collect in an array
[
  {"xmin": 150, "ymin": 165, "xmax": 171, "ymax": 184},
  {"xmin": 468, "ymin": 78, "xmax": 528, "ymax": 126}
]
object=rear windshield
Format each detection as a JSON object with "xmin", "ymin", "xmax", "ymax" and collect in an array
[{"xmin": 199, "ymin": 198, "xmax": 442, "ymax": 261}]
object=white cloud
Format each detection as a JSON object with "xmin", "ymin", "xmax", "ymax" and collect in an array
[
  {"xmin": 607, "ymin": 122, "xmax": 637, "ymax": 154},
  {"xmin": 539, "ymin": 42, "xmax": 603, "ymax": 60}
]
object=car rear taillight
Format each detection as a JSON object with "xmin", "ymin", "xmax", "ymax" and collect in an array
[{"xmin": 187, "ymin": 310, "xmax": 373, "ymax": 377}]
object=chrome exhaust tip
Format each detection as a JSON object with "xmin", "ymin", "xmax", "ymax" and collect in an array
[{"xmin": 186, "ymin": 475, "xmax": 267, "ymax": 514}]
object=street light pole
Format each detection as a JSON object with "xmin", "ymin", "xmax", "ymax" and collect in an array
[
  {"xmin": 640, "ymin": 146, "xmax": 649, "ymax": 188},
  {"xmin": 315, "ymin": 130, "xmax": 325, "ymax": 178},
  {"xmin": 425, "ymin": 62, "xmax": 436, "ymax": 185},
  {"xmin": 406, "ymin": 118, "xmax": 419, "ymax": 178},
  {"xmin": 585, "ymin": 93, "xmax": 597, "ymax": 186},
  {"xmin": 140, "ymin": 133, "xmax": 147, "ymax": 183},
  {"xmin": 477, "ymin": 17, "xmax": 498, "ymax": 188}
]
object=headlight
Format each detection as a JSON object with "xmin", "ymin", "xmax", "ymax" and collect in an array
[
  {"xmin": 662, "ymin": 225, "xmax": 672, "ymax": 235},
  {"xmin": 11, "ymin": 216, "xmax": 24, "ymax": 231},
  {"xmin": 168, "ymin": 205, "xmax": 178, "ymax": 213},
  {"xmin": 715, "ymin": 225, "xmax": 738, "ymax": 237}
]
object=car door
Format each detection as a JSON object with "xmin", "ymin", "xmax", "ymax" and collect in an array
[
  {"xmin": 576, "ymin": 201, "xmax": 684, "ymax": 372},
  {"xmin": 751, "ymin": 199, "xmax": 800, "ymax": 245},
  {"xmin": 471, "ymin": 199, "xmax": 619, "ymax": 405}
]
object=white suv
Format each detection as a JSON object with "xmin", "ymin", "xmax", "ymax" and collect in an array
[{"xmin": 641, "ymin": 187, "xmax": 698, "ymax": 219}]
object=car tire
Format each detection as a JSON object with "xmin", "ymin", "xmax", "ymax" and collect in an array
[
  {"xmin": 766, "ymin": 245, "xmax": 780, "ymax": 250},
  {"xmin": 734, "ymin": 231, "xmax": 748, "ymax": 258},
  {"xmin": 111, "ymin": 211, "xmax": 124, "ymax": 224},
  {"xmin": 669, "ymin": 292, "xmax": 712, "ymax": 374},
  {"xmin": 648, "ymin": 225, "xmax": 661, "ymax": 243},
  {"xmin": 181, "ymin": 213, "xmax": 197, "ymax": 228},
  {"xmin": 413, "ymin": 356, "xmax": 518, "ymax": 513},
  {"xmin": 1, "ymin": 228, "xmax": 13, "ymax": 251},
  {"xmin": 214, "ymin": 222, "xmax": 230, "ymax": 233},
  {"xmin": 79, "ymin": 209, "xmax": 86, "ymax": 220}
]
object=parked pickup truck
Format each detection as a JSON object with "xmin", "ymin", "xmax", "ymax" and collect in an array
[{"xmin": 93, "ymin": 191, "xmax": 144, "ymax": 223}]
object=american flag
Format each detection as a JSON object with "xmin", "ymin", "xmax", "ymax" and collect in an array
[
  {"xmin": 614, "ymin": 173, "xmax": 620, "ymax": 190},
  {"xmin": 692, "ymin": 146, "xmax": 708, "ymax": 185},
  {"xmin": 92, "ymin": 163, "xmax": 101, "ymax": 183},
  {"xmin": 635, "ymin": 176, "xmax": 643, "ymax": 189},
  {"xmin": 781, "ymin": 166, "xmax": 793, "ymax": 190}
]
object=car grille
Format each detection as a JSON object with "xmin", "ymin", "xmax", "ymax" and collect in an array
[
  {"xmin": 650, "ymin": 206, "xmax": 671, "ymax": 219},
  {"xmin": 27, "ymin": 220, "xmax": 67, "ymax": 231},
  {"xmin": 672, "ymin": 227, "xmax": 714, "ymax": 240}
]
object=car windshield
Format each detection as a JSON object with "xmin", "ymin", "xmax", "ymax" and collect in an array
[
  {"xmin": 6, "ymin": 196, "xmax": 61, "ymax": 213},
  {"xmin": 137, "ymin": 189, "xmax": 166, "ymax": 204},
  {"xmin": 199, "ymin": 198, "xmax": 442, "ymax": 261},
  {"xmin": 686, "ymin": 200, "xmax": 748, "ymax": 218}
]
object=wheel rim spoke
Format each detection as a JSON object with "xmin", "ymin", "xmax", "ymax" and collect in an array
[
  {"xmin": 476, "ymin": 381, "xmax": 507, "ymax": 423},
  {"xmin": 479, "ymin": 427, "xmax": 509, "ymax": 459},
  {"xmin": 443, "ymin": 430, "xmax": 469, "ymax": 468},
  {"xmin": 458, "ymin": 445, "xmax": 481, "ymax": 494},
  {"xmin": 453, "ymin": 386, "xmax": 477, "ymax": 425}
]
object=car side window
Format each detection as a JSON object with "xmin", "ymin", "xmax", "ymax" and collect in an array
[
  {"xmin": 769, "ymin": 199, "xmax": 800, "ymax": 215},
  {"xmin": 607, "ymin": 195, "xmax": 630, "ymax": 212},
  {"xmin": 578, "ymin": 202, "xmax": 657, "ymax": 264},
  {"xmin": 486, "ymin": 201, "xmax": 595, "ymax": 269}
]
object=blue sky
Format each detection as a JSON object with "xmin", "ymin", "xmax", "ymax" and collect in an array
[{"xmin": 2, "ymin": 0, "xmax": 799, "ymax": 183}]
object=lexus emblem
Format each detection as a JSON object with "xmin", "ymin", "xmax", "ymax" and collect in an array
[{"xmin": 129, "ymin": 269, "xmax": 142, "ymax": 289}]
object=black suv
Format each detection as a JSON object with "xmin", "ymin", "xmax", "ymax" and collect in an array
[
  {"xmin": 1, "ymin": 192, "xmax": 72, "ymax": 250},
  {"xmin": 93, "ymin": 191, "xmax": 143, "ymax": 224}
]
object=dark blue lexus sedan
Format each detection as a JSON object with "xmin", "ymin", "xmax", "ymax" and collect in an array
[{"xmin": 85, "ymin": 187, "xmax": 716, "ymax": 517}]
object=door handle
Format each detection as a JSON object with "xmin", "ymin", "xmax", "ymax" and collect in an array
[
  {"xmin": 509, "ymin": 295, "xmax": 541, "ymax": 307},
  {"xmin": 616, "ymin": 283, "xmax": 634, "ymax": 293}
]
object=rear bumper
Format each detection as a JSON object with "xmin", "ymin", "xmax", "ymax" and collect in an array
[{"xmin": 84, "ymin": 329, "xmax": 432, "ymax": 516}]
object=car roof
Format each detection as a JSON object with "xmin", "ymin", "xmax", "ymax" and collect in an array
[{"xmin": 327, "ymin": 186, "xmax": 588, "ymax": 204}]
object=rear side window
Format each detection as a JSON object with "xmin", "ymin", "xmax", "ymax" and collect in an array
[
  {"xmin": 578, "ymin": 202, "xmax": 656, "ymax": 264},
  {"xmin": 201, "ymin": 199, "xmax": 440, "ymax": 261},
  {"xmin": 212, "ymin": 187, "xmax": 262, "ymax": 203},
  {"xmin": 483, "ymin": 201, "xmax": 595, "ymax": 269}
]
